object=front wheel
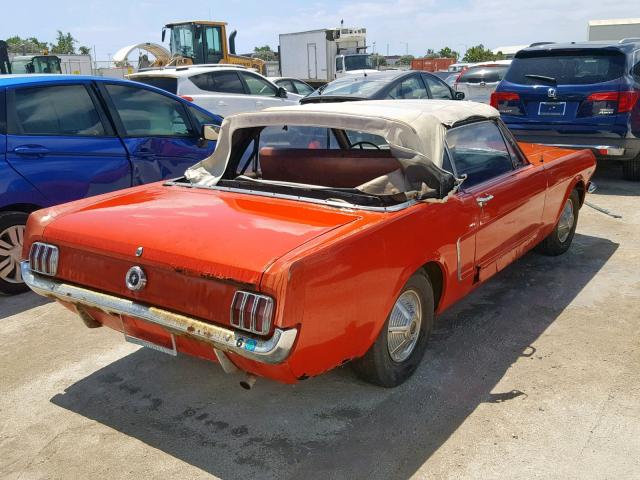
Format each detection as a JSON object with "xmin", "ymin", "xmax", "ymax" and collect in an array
[
  {"xmin": 535, "ymin": 190, "xmax": 580, "ymax": 256},
  {"xmin": 0, "ymin": 212, "xmax": 30, "ymax": 295},
  {"xmin": 352, "ymin": 272, "xmax": 435, "ymax": 387}
]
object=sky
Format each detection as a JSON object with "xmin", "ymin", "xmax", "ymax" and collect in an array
[{"xmin": 2, "ymin": 0, "xmax": 638, "ymax": 62}]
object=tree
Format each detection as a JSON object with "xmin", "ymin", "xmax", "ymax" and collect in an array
[
  {"xmin": 78, "ymin": 46, "xmax": 91, "ymax": 56},
  {"xmin": 5, "ymin": 35, "xmax": 48, "ymax": 54},
  {"xmin": 438, "ymin": 47, "xmax": 459, "ymax": 60},
  {"xmin": 370, "ymin": 53, "xmax": 386, "ymax": 67},
  {"xmin": 462, "ymin": 44, "xmax": 497, "ymax": 63},
  {"xmin": 423, "ymin": 49, "xmax": 438, "ymax": 59},
  {"xmin": 50, "ymin": 31, "xmax": 77, "ymax": 55},
  {"xmin": 397, "ymin": 54, "xmax": 415, "ymax": 66},
  {"xmin": 253, "ymin": 45, "xmax": 276, "ymax": 61}
]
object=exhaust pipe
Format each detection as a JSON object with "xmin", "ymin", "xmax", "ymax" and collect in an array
[
  {"xmin": 240, "ymin": 374, "xmax": 257, "ymax": 390},
  {"xmin": 229, "ymin": 30, "xmax": 237, "ymax": 55}
]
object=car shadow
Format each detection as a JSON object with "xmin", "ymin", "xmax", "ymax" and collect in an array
[
  {"xmin": 50, "ymin": 232, "xmax": 617, "ymax": 480},
  {"xmin": 0, "ymin": 291, "xmax": 53, "ymax": 320},
  {"xmin": 591, "ymin": 161, "xmax": 640, "ymax": 197}
]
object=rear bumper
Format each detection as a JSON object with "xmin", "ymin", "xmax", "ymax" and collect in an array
[
  {"xmin": 21, "ymin": 261, "xmax": 297, "ymax": 364},
  {"xmin": 509, "ymin": 129, "xmax": 640, "ymax": 161}
]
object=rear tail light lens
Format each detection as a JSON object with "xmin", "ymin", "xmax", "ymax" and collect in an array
[
  {"xmin": 490, "ymin": 92, "xmax": 523, "ymax": 115},
  {"xmin": 29, "ymin": 242, "xmax": 59, "ymax": 276},
  {"xmin": 580, "ymin": 91, "xmax": 640, "ymax": 116},
  {"xmin": 230, "ymin": 291, "xmax": 274, "ymax": 336}
]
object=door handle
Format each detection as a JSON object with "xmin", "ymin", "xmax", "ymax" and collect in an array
[
  {"xmin": 255, "ymin": 101, "xmax": 264, "ymax": 106},
  {"xmin": 217, "ymin": 101, "xmax": 227, "ymax": 106},
  {"xmin": 135, "ymin": 148, "xmax": 156, "ymax": 158},
  {"xmin": 476, "ymin": 194, "xmax": 494, "ymax": 207},
  {"xmin": 13, "ymin": 146, "xmax": 49, "ymax": 156}
]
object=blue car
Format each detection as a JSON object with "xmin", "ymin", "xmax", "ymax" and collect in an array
[
  {"xmin": 0, "ymin": 75, "xmax": 222, "ymax": 294},
  {"xmin": 491, "ymin": 40, "xmax": 640, "ymax": 181}
]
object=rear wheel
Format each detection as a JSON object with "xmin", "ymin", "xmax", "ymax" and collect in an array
[
  {"xmin": 0, "ymin": 212, "xmax": 29, "ymax": 295},
  {"xmin": 352, "ymin": 272, "xmax": 434, "ymax": 387},
  {"xmin": 622, "ymin": 157, "xmax": 640, "ymax": 181},
  {"xmin": 535, "ymin": 190, "xmax": 579, "ymax": 256}
]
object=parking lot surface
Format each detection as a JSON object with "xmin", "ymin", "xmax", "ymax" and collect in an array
[{"xmin": 1, "ymin": 164, "xmax": 638, "ymax": 480}]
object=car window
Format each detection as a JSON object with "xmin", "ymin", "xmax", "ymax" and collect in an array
[
  {"xmin": 505, "ymin": 51, "xmax": 625, "ymax": 85},
  {"xmin": 422, "ymin": 74, "xmax": 453, "ymax": 99},
  {"xmin": 276, "ymin": 79, "xmax": 295, "ymax": 92},
  {"xmin": 190, "ymin": 71, "xmax": 245, "ymax": 94},
  {"xmin": 130, "ymin": 76, "xmax": 178, "ymax": 95},
  {"xmin": 189, "ymin": 105, "xmax": 219, "ymax": 130},
  {"xmin": 633, "ymin": 50, "xmax": 640, "ymax": 81},
  {"xmin": 446, "ymin": 121, "xmax": 514, "ymax": 187},
  {"xmin": 105, "ymin": 84, "xmax": 192, "ymax": 137},
  {"xmin": 442, "ymin": 148, "xmax": 455, "ymax": 174},
  {"xmin": 293, "ymin": 80, "xmax": 314, "ymax": 96},
  {"xmin": 458, "ymin": 66, "xmax": 509, "ymax": 84},
  {"xmin": 241, "ymin": 72, "xmax": 277, "ymax": 96},
  {"xmin": 9, "ymin": 84, "xmax": 106, "ymax": 136},
  {"xmin": 387, "ymin": 76, "xmax": 429, "ymax": 99}
]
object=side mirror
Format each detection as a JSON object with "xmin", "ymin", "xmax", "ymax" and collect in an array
[
  {"xmin": 455, "ymin": 91, "xmax": 465, "ymax": 100},
  {"xmin": 202, "ymin": 124, "xmax": 220, "ymax": 141},
  {"xmin": 276, "ymin": 86, "xmax": 288, "ymax": 98}
]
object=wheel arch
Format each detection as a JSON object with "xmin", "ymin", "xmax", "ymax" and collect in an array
[{"xmin": 0, "ymin": 203, "xmax": 43, "ymax": 215}]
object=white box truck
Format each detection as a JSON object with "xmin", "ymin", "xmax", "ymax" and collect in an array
[
  {"xmin": 279, "ymin": 27, "xmax": 376, "ymax": 86},
  {"xmin": 588, "ymin": 18, "xmax": 640, "ymax": 41}
]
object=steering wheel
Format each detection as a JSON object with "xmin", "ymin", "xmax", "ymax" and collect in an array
[{"xmin": 350, "ymin": 141, "xmax": 381, "ymax": 150}]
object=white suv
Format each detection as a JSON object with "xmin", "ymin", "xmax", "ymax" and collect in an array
[{"xmin": 129, "ymin": 66, "xmax": 303, "ymax": 117}]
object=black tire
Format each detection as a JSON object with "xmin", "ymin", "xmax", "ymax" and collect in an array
[
  {"xmin": 622, "ymin": 158, "xmax": 640, "ymax": 181},
  {"xmin": 535, "ymin": 190, "xmax": 580, "ymax": 256},
  {"xmin": 352, "ymin": 272, "xmax": 435, "ymax": 387},
  {"xmin": 0, "ymin": 211, "xmax": 30, "ymax": 295}
]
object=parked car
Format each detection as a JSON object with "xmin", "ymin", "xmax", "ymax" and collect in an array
[
  {"xmin": 0, "ymin": 74, "xmax": 222, "ymax": 294},
  {"xmin": 129, "ymin": 66, "xmax": 303, "ymax": 117},
  {"xmin": 301, "ymin": 70, "xmax": 464, "ymax": 104},
  {"xmin": 22, "ymin": 100, "xmax": 596, "ymax": 388},
  {"xmin": 453, "ymin": 61, "xmax": 512, "ymax": 103},
  {"xmin": 492, "ymin": 40, "xmax": 640, "ymax": 180},
  {"xmin": 269, "ymin": 77, "xmax": 315, "ymax": 96}
]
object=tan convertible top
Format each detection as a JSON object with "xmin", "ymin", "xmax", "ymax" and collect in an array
[{"xmin": 185, "ymin": 100, "xmax": 499, "ymax": 187}]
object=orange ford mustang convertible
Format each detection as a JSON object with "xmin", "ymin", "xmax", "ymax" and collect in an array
[{"xmin": 21, "ymin": 100, "xmax": 596, "ymax": 388}]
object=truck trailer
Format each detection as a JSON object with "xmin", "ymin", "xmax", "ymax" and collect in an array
[{"xmin": 279, "ymin": 26, "xmax": 375, "ymax": 87}]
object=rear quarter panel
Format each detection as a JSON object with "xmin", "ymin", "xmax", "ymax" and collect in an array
[{"xmin": 248, "ymin": 196, "xmax": 479, "ymax": 380}]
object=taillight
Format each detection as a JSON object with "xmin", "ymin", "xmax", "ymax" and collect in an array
[
  {"xmin": 180, "ymin": 95, "xmax": 194, "ymax": 102},
  {"xmin": 580, "ymin": 91, "xmax": 640, "ymax": 116},
  {"xmin": 230, "ymin": 291, "xmax": 274, "ymax": 336},
  {"xmin": 490, "ymin": 92, "xmax": 523, "ymax": 115},
  {"xmin": 29, "ymin": 242, "xmax": 59, "ymax": 277}
]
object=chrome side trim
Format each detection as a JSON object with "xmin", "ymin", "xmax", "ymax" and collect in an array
[
  {"xmin": 456, "ymin": 238, "xmax": 462, "ymax": 281},
  {"xmin": 164, "ymin": 181, "xmax": 416, "ymax": 212},
  {"xmin": 21, "ymin": 262, "xmax": 297, "ymax": 365},
  {"xmin": 539, "ymin": 144, "xmax": 625, "ymax": 156}
]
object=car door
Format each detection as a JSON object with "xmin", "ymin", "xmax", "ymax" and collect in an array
[
  {"xmin": 187, "ymin": 70, "xmax": 256, "ymax": 116},
  {"xmin": 238, "ymin": 71, "xmax": 298, "ymax": 109},
  {"xmin": 446, "ymin": 120, "xmax": 547, "ymax": 282},
  {"xmin": 100, "ymin": 82, "xmax": 213, "ymax": 184},
  {"xmin": 5, "ymin": 81, "xmax": 131, "ymax": 205}
]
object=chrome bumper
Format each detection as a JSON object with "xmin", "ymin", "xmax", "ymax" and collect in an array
[{"xmin": 20, "ymin": 261, "xmax": 297, "ymax": 364}]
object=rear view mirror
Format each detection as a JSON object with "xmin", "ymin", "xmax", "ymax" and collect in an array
[
  {"xmin": 455, "ymin": 91, "xmax": 465, "ymax": 100},
  {"xmin": 202, "ymin": 124, "xmax": 220, "ymax": 141}
]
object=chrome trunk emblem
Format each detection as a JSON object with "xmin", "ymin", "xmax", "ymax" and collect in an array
[
  {"xmin": 125, "ymin": 266, "xmax": 147, "ymax": 291},
  {"xmin": 547, "ymin": 87, "xmax": 557, "ymax": 99}
]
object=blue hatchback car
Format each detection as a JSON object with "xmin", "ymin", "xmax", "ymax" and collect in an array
[
  {"xmin": 0, "ymin": 75, "xmax": 222, "ymax": 293},
  {"xmin": 491, "ymin": 40, "xmax": 640, "ymax": 181}
]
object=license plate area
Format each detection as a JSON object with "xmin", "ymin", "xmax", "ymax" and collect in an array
[
  {"xmin": 121, "ymin": 316, "xmax": 177, "ymax": 356},
  {"xmin": 538, "ymin": 101, "xmax": 566, "ymax": 116}
]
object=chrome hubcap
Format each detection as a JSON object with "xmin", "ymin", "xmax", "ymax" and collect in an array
[
  {"xmin": 387, "ymin": 289, "xmax": 422, "ymax": 363},
  {"xmin": 557, "ymin": 199, "xmax": 575, "ymax": 243},
  {"xmin": 0, "ymin": 225, "xmax": 25, "ymax": 284}
]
